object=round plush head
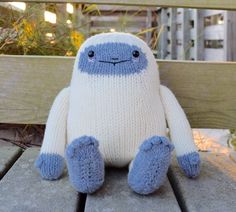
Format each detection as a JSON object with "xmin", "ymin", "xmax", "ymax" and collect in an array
[{"xmin": 73, "ymin": 32, "xmax": 159, "ymax": 77}]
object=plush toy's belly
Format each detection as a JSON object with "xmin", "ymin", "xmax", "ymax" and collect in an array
[{"xmin": 67, "ymin": 74, "xmax": 166, "ymax": 167}]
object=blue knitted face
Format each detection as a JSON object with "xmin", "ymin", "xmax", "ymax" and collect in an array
[{"xmin": 78, "ymin": 42, "xmax": 148, "ymax": 75}]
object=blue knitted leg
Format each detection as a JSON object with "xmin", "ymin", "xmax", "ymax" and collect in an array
[
  {"xmin": 35, "ymin": 153, "xmax": 65, "ymax": 180},
  {"xmin": 128, "ymin": 136, "xmax": 174, "ymax": 195},
  {"xmin": 65, "ymin": 136, "xmax": 104, "ymax": 193},
  {"xmin": 177, "ymin": 152, "xmax": 200, "ymax": 178}
]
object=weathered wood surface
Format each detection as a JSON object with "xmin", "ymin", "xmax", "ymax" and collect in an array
[
  {"xmin": 159, "ymin": 60, "xmax": 236, "ymax": 129},
  {"xmin": 0, "ymin": 148, "xmax": 78, "ymax": 212},
  {"xmin": 0, "ymin": 145, "xmax": 235, "ymax": 211},
  {"xmin": 85, "ymin": 168, "xmax": 180, "ymax": 212},
  {"xmin": 3, "ymin": 0, "xmax": 236, "ymax": 10},
  {"xmin": 1, "ymin": 55, "xmax": 236, "ymax": 129},
  {"xmin": 169, "ymin": 152, "xmax": 236, "ymax": 212},
  {"xmin": 0, "ymin": 142, "xmax": 22, "ymax": 179},
  {"xmin": 0, "ymin": 55, "xmax": 72, "ymax": 124}
]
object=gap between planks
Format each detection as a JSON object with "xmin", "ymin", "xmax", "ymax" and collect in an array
[
  {"xmin": 167, "ymin": 168, "xmax": 188, "ymax": 212},
  {"xmin": 0, "ymin": 148, "xmax": 79, "ymax": 212},
  {"xmin": 0, "ymin": 144, "xmax": 23, "ymax": 180},
  {"xmin": 167, "ymin": 152, "xmax": 236, "ymax": 212}
]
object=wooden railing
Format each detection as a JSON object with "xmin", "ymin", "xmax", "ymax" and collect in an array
[
  {"xmin": 0, "ymin": 0, "xmax": 236, "ymax": 129},
  {"xmin": 2, "ymin": 0, "xmax": 236, "ymax": 10},
  {"xmin": 0, "ymin": 55, "xmax": 235, "ymax": 128}
]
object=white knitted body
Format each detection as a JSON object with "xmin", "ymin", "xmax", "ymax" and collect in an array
[
  {"xmin": 67, "ymin": 70, "xmax": 166, "ymax": 167},
  {"xmin": 40, "ymin": 32, "xmax": 197, "ymax": 168}
]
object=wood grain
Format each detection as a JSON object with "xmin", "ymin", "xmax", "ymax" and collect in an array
[
  {"xmin": 0, "ymin": 55, "xmax": 236, "ymax": 129},
  {"xmin": 0, "ymin": 55, "xmax": 72, "ymax": 124},
  {"xmin": 0, "ymin": 148, "xmax": 79, "ymax": 211},
  {"xmin": 169, "ymin": 152, "xmax": 236, "ymax": 211},
  {"xmin": 3, "ymin": 0, "xmax": 236, "ymax": 10},
  {"xmin": 0, "ymin": 144, "xmax": 22, "ymax": 179},
  {"xmin": 85, "ymin": 168, "xmax": 180, "ymax": 212},
  {"xmin": 158, "ymin": 60, "xmax": 236, "ymax": 128}
]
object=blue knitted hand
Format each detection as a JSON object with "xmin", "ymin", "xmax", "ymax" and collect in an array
[
  {"xmin": 35, "ymin": 153, "xmax": 65, "ymax": 180},
  {"xmin": 177, "ymin": 152, "xmax": 201, "ymax": 178}
]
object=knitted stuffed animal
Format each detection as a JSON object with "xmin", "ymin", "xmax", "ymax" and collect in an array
[{"xmin": 35, "ymin": 32, "xmax": 200, "ymax": 195}]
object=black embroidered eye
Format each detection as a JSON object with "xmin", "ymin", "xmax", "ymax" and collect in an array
[
  {"xmin": 88, "ymin": 50, "xmax": 95, "ymax": 58},
  {"xmin": 132, "ymin": 50, "xmax": 140, "ymax": 58}
]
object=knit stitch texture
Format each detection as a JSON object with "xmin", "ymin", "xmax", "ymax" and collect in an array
[
  {"xmin": 35, "ymin": 153, "xmax": 64, "ymax": 180},
  {"xmin": 65, "ymin": 136, "xmax": 104, "ymax": 193},
  {"xmin": 68, "ymin": 33, "xmax": 166, "ymax": 167},
  {"xmin": 128, "ymin": 136, "xmax": 174, "ymax": 195},
  {"xmin": 78, "ymin": 43, "xmax": 148, "ymax": 75},
  {"xmin": 177, "ymin": 152, "xmax": 201, "ymax": 178}
]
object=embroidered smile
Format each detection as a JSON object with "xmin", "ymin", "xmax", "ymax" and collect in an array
[{"xmin": 98, "ymin": 59, "xmax": 130, "ymax": 66}]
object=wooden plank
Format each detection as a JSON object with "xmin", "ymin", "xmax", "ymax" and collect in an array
[
  {"xmin": 85, "ymin": 168, "xmax": 181, "ymax": 212},
  {"xmin": 168, "ymin": 152, "xmax": 236, "ymax": 212},
  {"xmin": 229, "ymin": 12, "xmax": 236, "ymax": 61},
  {"xmin": 91, "ymin": 16, "xmax": 147, "ymax": 23},
  {"xmin": 0, "ymin": 55, "xmax": 72, "ymax": 124},
  {"xmin": 176, "ymin": 30, "xmax": 182, "ymax": 40},
  {"xmin": 204, "ymin": 25, "xmax": 224, "ymax": 40},
  {"xmin": 0, "ymin": 142, "xmax": 22, "ymax": 179},
  {"xmin": 96, "ymin": 5, "xmax": 155, "ymax": 11},
  {"xmin": 190, "ymin": 28, "xmax": 195, "ymax": 40},
  {"xmin": 204, "ymin": 48, "xmax": 224, "ymax": 61},
  {"xmin": 181, "ymin": 8, "xmax": 190, "ymax": 60},
  {"xmin": 0, "ymin": 148, "xmax": 79, "ymax": 212},
  {"xmin": 158, "ymin": 8, "xmax": 168, "ymax": 59},
  {"xmin": 194, "ymin": 9, "xmax": 204, "ymax": 60},
  {"xmin": 145, "ymin": 9, "xmax": 152, "ymax": 44},
  {"xmin": 189, "ymin": 47, "xmax": 194, "ymax": 59},
  {"xmin": 224, "ymin": 11, "xmax": 230, "ymax": 61},
  {"xmin": 0, "ymin": 55, "xmax": 236, "ymax": 129},
  {"xmin": 204, "ymin": 10, "xmax": 224, "ymax": 17},
  {"xmin": 170, "ymin": 8, "xmax": 177, "ymax": 60},
  {"xmin": 188, "ymin": 9, "xmax": 194, "ymax": 21},
  {"xmin": 3, "ymin": 0, "xmax": 236, "ymax": 10},
  {"xmin": 158, "ymin": 60, "xmax": 236, "ymax": 128},
  {"xmin": 224, "ymin": 11, "xmax": 236, "ymax": 61}
]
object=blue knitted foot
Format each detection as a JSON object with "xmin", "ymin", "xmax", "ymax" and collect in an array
[
  {"xmin": 65, "ymin": 136, "xmax": 104, "ymax": 193},
  {"xmin": 128, "ymin": 136, "xmax": 174, "ymax": 195},
  {"xmin": 177, "ymin": 152, "xmax": 200, "ymax": 178},
  {"xmin": 35, "ymin": 153, "xmax": 64, "ymax": 180}
]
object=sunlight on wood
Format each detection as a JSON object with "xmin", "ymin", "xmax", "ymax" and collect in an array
[
  {"xmin": 205, "ymin": 153, "xmax": 236, "ymax": 181},
  {"xmin": 193, "ymin": 129, "xmax": 236, "ymax": 163},
  {"xmin": 194, "ymin": 129, "xmax": 230, "ymax": 153}
]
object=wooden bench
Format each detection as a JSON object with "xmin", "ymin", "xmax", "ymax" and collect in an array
[{"xmin": 0, "ymin": 1, "xmax": 236, "ymax": 212}]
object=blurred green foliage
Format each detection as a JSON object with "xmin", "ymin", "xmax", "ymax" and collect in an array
[{"xmin": 0, "ymin": 3, "xmax": 158, "ymax": 56}]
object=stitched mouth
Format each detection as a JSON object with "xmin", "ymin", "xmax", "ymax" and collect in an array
[{"xmin": 98, "ymin": 59, "xmax": 130, "ymax": 66}]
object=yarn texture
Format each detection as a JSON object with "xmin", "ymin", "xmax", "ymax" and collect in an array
[
  {"xmin": 35, "ymin": 32, "xmax": 200, "ymax": 195},
  {"xmin": 35, "ymin": 153, "xmax": 64, "ymax": 180},
  {"xmin": 128, "ymin": 136, "xmax": 174, "ymax": 194},
  {"xmin": 177, "ymin": 152, "xmax": 201, "ymax": 178},
  {"xmin": 65, "ymin": 136, "xmax": 104, "ymax": 193}
]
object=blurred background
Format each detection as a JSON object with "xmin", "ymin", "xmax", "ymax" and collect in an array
[{"xmin": 1, "ymin": 2, "xmax": 236, "ymax": 61}]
